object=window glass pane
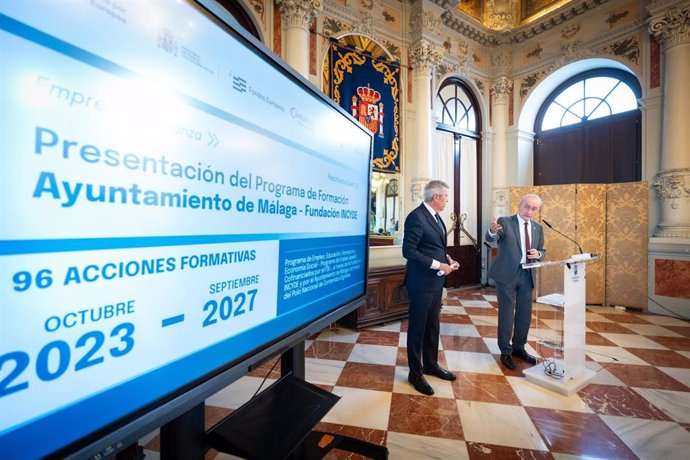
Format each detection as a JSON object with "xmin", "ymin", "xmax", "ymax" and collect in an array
[
  {"xmin": 554, "ymin": 81, "xmax": 583, "ymax": 108},
  {"xmin": 542, "ymin": 103, "xmax": 564, "ymax": 131},
  {"xmin": 585, "ymin": 77, "xmax": 618, "ymax": 100},
  {"xmin": 561, "ymin": 111, "xmax": 581, "ymax": 127},
  {"xmin": 589, "ymin": 102, "xmax": 612, "ymax": 121},
  {"xmin": 566, "ymin": 100, "xmax": 585, "ymax": 120},
  {"xmin": 467, "ymin": 110, "xmax": 476, "ymax": 131},
  {"xmin": 457, "ymin": 111, "xmax": 468, "ymax": 129},
  {"xmin": 458, "ymin": 91, "xmax": 471, "ymax": 109},
  {"xmin": 584, "ymin": 97, "xmax": 607, "ymax": 118},
  {"xmin": 606, "ymin": 84, "xmax": 638, "ymax": 114}
]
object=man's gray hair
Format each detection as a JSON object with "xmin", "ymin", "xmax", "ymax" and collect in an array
[
  {"xmin": 423, "ymin": 180, "xmax": 449, "ymax": 202},
  {"xmin": 519, "ymin": 193, "xmax": 542, "ymax": 206}
]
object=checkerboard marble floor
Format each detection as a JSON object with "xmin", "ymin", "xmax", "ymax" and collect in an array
[{"xmin": 141, "ymin": 287, "xmax": 690, "ymax": 459}]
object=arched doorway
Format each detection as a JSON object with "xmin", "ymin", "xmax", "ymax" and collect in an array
[
  {"xmin": 534, "ymin": 68, "xmax": 642, "ymax": 185},
  {"xmin": 434, "ymin": 77, "xmax": 483, "ymax": 287}
]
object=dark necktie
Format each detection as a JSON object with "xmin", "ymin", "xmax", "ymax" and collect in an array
[
  {"xmin": 435, "ymin": 213, "xmax": 445, "ymax": 234},
  {"xmin": 524, "ymin": 221, "xmax": 530, "ymax": 260}
]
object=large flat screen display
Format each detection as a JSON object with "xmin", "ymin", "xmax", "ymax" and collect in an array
[{"xmin": 0, "ymin": 1, "xmax": 372, "ymax": 458}]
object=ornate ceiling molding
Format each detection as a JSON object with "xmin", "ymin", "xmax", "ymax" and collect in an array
[{"xmin": 432, "ymin": 0, "xmax": 612, "ymax": 46}]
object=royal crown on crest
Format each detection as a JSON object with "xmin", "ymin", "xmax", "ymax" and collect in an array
[{"xmin": 357, "ymin": 86, "xmax": 381, "ymax": 104}]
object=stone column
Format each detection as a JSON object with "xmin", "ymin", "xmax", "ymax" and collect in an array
[
  {"xmin": 276, "ymin": 0, "xmax": 322, "ymax": 78},
  {"xmin": 490, "ymin": 76, "xmax": 512, "ymax": 218},
  {"xmin": 408, "ymin": 39, "xmax": 442, "ymax": 206},
  {"xmin": 649, "ymin": 2, "xmax": 690, "ymax": 238}
]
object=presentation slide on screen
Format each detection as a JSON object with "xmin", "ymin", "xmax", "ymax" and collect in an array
[{"xmin": 0, "ymin": 1, "xmax": 371, "ymax": 457}]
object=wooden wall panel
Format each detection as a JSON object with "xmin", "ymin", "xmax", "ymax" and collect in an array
[
  {"xmin": 606, "ymin": 182, "xmax": 648, "ymax": 309},
  {"xmin": 576, "ymin": 184, "xmax": 607, "ymax": 305}
]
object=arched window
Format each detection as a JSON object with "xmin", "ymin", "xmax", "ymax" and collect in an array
[
  {"xmin": 433, "ymin": 78, "xmax": 482, "ymax": 287},
  {"xmin": 436, "ymin": 79, "xmax": 478, "ymax": 134},
  {"xmin": 534, "ymin": 69, "xmax": 641, "ymax": 185},
  {"xmin": 538, "ymin": 69, "xmax": 640, "ymax": 131}
]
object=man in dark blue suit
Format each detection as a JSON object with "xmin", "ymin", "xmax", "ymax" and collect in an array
[
  {"xmin": 485, "ymin": 193, "xmax": 545, "ymax": 370},
  {"xmin": 402, "ymin": 180, "xmax": 459, "ymax": 395}
]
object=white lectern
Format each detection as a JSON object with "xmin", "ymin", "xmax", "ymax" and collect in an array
[{"xmin": 521, "ymin": 254, "xmax": 598, "ymax": 396}]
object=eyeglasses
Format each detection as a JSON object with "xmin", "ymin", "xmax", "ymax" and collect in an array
[{"xmin": 521, "ymin": 204, "xmax": 540, "ymax": 211}]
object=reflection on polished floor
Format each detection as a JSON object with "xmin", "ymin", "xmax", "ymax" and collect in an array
[{"xmin": 141, "ymin": 287, "xmax": 690, "ymax": 459}]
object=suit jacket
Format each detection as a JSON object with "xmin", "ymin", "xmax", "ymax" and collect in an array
[
  {"xmin": 485, "ymin": 215, "xmax": 545, "ymax": 284},
  {"xmin": 402, "ymin": 204, "xmax": 447, "ymax": 294}
]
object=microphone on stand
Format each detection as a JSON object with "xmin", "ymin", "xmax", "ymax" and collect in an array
[{"xmin": 541, "ymin": 219, "xmax": 584, "ymax": 254}]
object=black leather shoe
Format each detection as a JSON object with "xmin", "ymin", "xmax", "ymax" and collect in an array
[
  {"xmin": 512, "ymin": 349, "xmax": 537, "ymax": 365},
  {"xmin": 408, "ymin": 374, "xmax": 434, "ymax": 395},
  {"xmin": 500, "ymin": 354, "xmax": 516, "ymax": 370},
  {"xmin": 423, "ymin": 366, "xmax": 457, "ymax": 381}
]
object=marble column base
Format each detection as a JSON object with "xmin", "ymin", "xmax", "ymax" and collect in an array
[{"xmin": 648, "ymin": 237, "xmax": 690, "ymax": 318}]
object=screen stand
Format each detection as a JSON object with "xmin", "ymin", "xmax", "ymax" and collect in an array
[
  {"xmin": 282, "ymin": 342, "xmax": 306, "ymax": 379},
  {"xmin": 207, "ymin": 374, "xmax": 388, "ymax": 459},
  {"xmin": 160, "ymin": 402, "xmax": 205, "ymax": 460}
]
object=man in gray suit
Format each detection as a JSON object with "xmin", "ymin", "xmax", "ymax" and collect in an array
[
  {"xmin": 403, "ymin": 180, "xmax": 459, "ymax": 395},
  {"xmin": 485, "ymin": 193, "xmax": 545, "ymax": 370}
]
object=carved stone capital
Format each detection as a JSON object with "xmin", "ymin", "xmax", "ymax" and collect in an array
[
  {"xmin": 649, "ymin": 5, "xmax": 690, "ymax": 50},
  {"xmin": 654, "ymin": 167, "xmax": 690, "ymax": 238},
  {"xmin": 654, "ymin": 168, "xmax": 690, "ymax": 203},
  {"xmin": 276, "ymin": 0, "xmax": 323, "ymax": 29},
  {"xmin": 409, "ymin": 39, "xmax": 443, "ymax": 74},
  {"xmin": 490, "ymin": 77, "xmax": 513, "ymax": 103}
]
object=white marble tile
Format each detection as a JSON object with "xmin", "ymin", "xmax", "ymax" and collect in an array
[
  {"xmin": 483, "ymin": 337, "xmax": 501, "ymax": 355},
  {"xmin": 539, "ymin": 318, "xmax": 565, "ymax": 331},
  {"xmin": 348, "ymin": 343, "xmax": 398, "ymax": 366},
  {"xmin": 507, "ymin": 377, "xmax": 594, "ymax": 413},
  {"xmin": 586, "ymin": 361, "xmax": 626, "ymax": 386},
  {"xmin": 600, "ymin": 415, "xmax": 690, "ymax": 460},
  {"xmin": 385, "ymin": 431, "xmax": 469, "ymax": 459},
  {"xmin": 206, "ymin": 376, "xmax": 277, "ymax": 409},
  {"xmin": 679, "ymin": 351, "xmax": 690, "ymax": 360},
  {"xmin": 439, "ymin": 323, "xmax": 480, "ymax": 337},
  {"xmin": 457, "ymin": 400, "xmax": 548, "ymax": 450},
  {"xmin": 633, "ymin": 387, "xmax": 690, "ymax": 423},
  {"xmin": 620, "ymin": 323, "xmax": 683, "ymax": 337},
  {"xmin": 529, "ymin": 327, "xmax": 564, "ymax": 343},
  {"xmin": 444, "ymin": 350, "xmax": 503, "ymax": 375},
  {"xmin": 392, "ymin": 366, "xmax": 455, "ymax": 399},
  {"xmin": 585, "ymin": 345, "xmax": 650, "ymax": 366},
  {"xmin": 482, "ymin": 294, "xmax": 498, "ymax": 302},
  {"xmin": 460, "ymin": 299, "xmax": 493, "ymax": 307},
  {"xmin": 442, "ymin": 305, "xmax": 466, "ymax": 315},
  {"xmin": 304, "ymin": 339, "xmax": 314, "ymax": 350},
  {"xmin": 367, "ymin": 321, "xmax": 402, "ymax": 332},
  {"xmin": 399, "ymin": 331, "xmax": 407, "ymax": 348},
  {"xmin": 658, "ymin": 366, "xmax": 690, "ymax": 387},
  {"xmin": 316, "ymin": 327, "xmax": 359, "ymax": 343},
  {"xmin": 468, "ymin": 315, "xmax": 498, "ymax": 327},
  {"xmin": 305, "ymin": 358, "xmax": 346, "ymax": 386},
  {"xmin": 584, "ymin": 312, "xmax": 613, "ymax": 322},
  {"xmin": 322, "ymin": 387, "xmax": 392, "ymax": 430},
  {"xmin": 598, "ymin": 332, "xmax": 668, "ymax": 349},
  {"xmin": 638, "ymin": 314, "xmax": 689, "ymax": 326}
]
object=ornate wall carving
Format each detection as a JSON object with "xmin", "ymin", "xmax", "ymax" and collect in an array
[
  {"xmin": 276, "ymin": 0, "xmax": 323, "ymax": 29},
  {"xmin": 649, "ymin": 5, "xmax": 690, "ymax": 50}
]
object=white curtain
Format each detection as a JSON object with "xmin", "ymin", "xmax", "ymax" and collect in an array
[
  {"xmin": 459, "ymin": 136, "xmax": 478, "ymax": 243},
  {"xmin": 432, "ymin": 130, "xmax": 456, "ymax": 245}
]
